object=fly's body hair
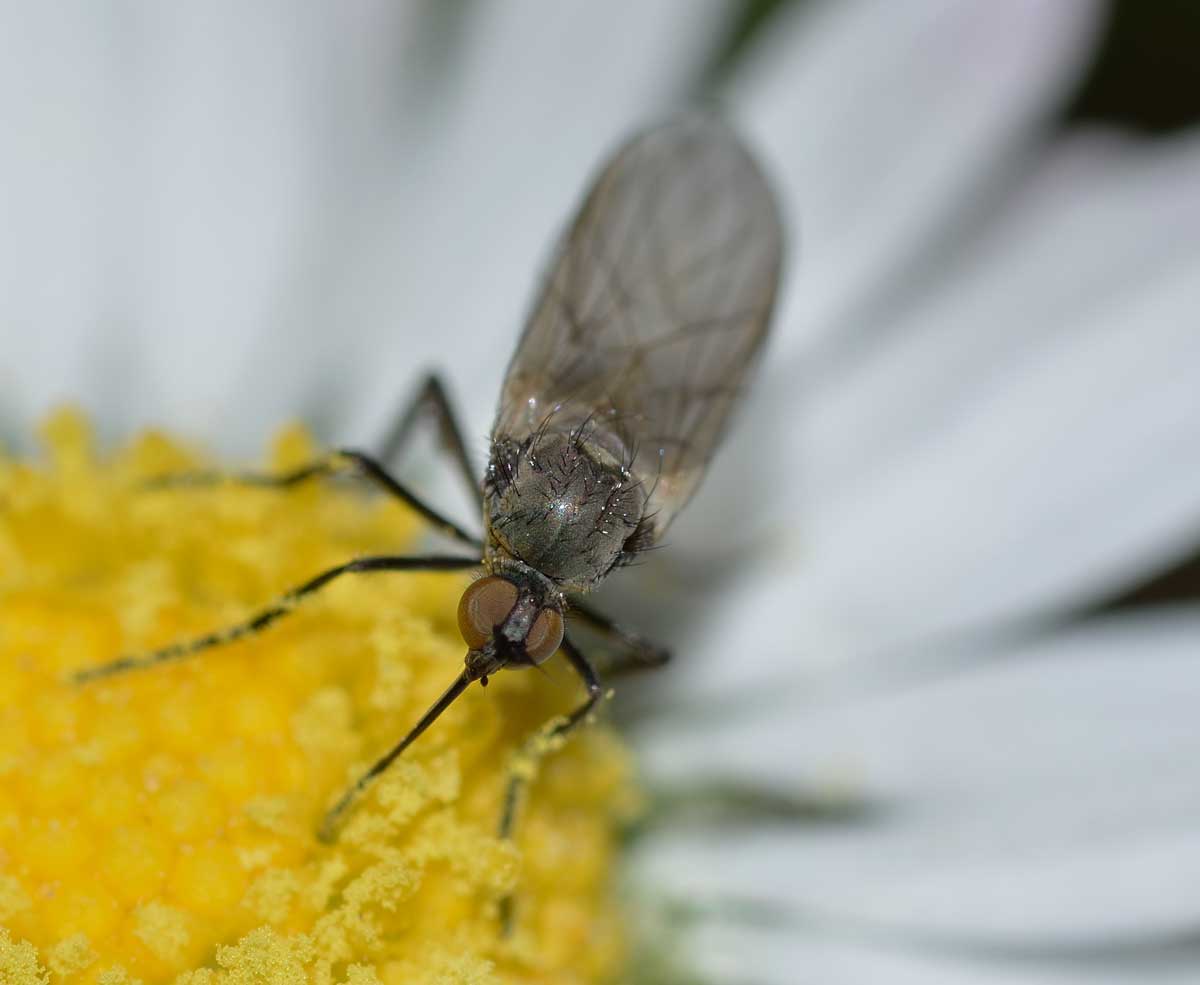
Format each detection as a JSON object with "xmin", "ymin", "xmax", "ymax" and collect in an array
[{"xmin": 615, "ymin": 513, "xmax": 659, "ymax": 568}]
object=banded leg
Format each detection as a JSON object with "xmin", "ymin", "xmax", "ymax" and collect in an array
[
  {"xmin": 72, "ymin": 554, "xmax": 479, "ymax": 683},
  {"xmin": 377, "ymin": 373, "xmax": 479, "ymax": 505},
  {"xmin": 568, "ymin": 598, "xmax": 671, "ymax": 675},
  {"xmin": 147, "ymin": 447, "xmax": 481, "ymax": 550},
  {"xmin": 497, "ymin": 636, "xmax": 605, "ymax": 931}
]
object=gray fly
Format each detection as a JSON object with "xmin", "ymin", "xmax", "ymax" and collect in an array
[{"xmin": 76, "ymin": 114, "xmax": 784, "ymax": 844}]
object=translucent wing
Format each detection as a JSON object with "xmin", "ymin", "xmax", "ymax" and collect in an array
[{"xmin": 494, "ymin": 115, "xmax": 784, "ymax": 536}]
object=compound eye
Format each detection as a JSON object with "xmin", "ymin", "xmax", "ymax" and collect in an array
[
  {"xmin": 458, "ymin": 576, "xmax": 519, "ymax": 650},
  {"xmin": 524, "ymin": 608, "xmax": 564, "ymax": 665}
]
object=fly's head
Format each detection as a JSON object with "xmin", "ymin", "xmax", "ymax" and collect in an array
[
  {"xmin": 457, "ymin": 569, "xmax": 564, "ymax": 684},
  {"xmin": 483, "ymin": 430, "xmax": 647, "ymax": 592}
]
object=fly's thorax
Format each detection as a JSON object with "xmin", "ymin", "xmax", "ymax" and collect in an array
[{"xmin": 483, "ymin": 428, "xmax": 648, "ymax": 592}]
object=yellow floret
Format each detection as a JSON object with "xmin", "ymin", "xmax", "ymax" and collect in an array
[{"xmin": 0, "ymin": 410, "xmax": 636, "ymax": 984}]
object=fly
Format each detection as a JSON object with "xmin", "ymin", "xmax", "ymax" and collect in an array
[{"xmin": 76, "ymin": 114, "xmax": 784, "ymax": 846}]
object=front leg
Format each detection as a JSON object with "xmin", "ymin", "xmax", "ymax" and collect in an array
[{"xmin": 72, "ymin": 553, "xmax": 480, "ymax": 683}]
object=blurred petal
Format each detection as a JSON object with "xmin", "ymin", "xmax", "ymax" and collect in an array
[
  {"xmin": 0, "ymin": 3, "xmax": 129, "ymax": 442},
  {"xmin": 801, "ymin": 144, "xmax": 1200, "ymax": 654},
  {"xmin": 635, "ymin": 610, "xmax": 1200, "ymax": 951},
  {"xmin": 683, "ymin": 921, "xmax": 1200, "ymax": 985},
  {"xmin": 130, "ymin": 1, "xmax": 422, "ymax": 449},
  {"xmin": 0, "ymin": 0, "xmax": 422, "ymax": 448},
  {"xmin": 0, "ymin": 1, "xmax": 733, "ymax": 454},
  {"xmin": 811, "ymin": 128, "xmax": 1200, "ymax": 503},
  {"xmin": 651, "ymin": 128, "xmax": 1200, "ymax": 701},
  {"xmin": 263, "ymin": 0, "xmax": 735, "ymax": 452},
  {"xmin": 660, "ymin": 0, "xmax": 1105, "ymax": 574},
  {"xmin": 728, "ymin": 0, "xmax": 1103, "ymax": 362}
]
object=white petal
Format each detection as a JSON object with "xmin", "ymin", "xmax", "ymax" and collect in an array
[
  {"xmin": 633, "ymin": 611, "xmax": 1200, "ymax": 951},
  {"xmin": 684, "ymin": 922, "xmax": 1200, "ymax": 985},
  {"xmin": 262, "ymin": 0, "xmax": 734, "ymax": 454},
  {"xmin": 0, "ymin": 1, "xmax": 731, "ymax": 455},
  {"xmin": 802, "ymin": 164, "xmax": 1200, "ymax": 653},
  {"xmin": 728, "ymin": 0, "xmax": 1104, "ymax": 362},
  {"xmin": 646, "ymin": 129, "xmax": 1200, "ymax": 701},
  {"xmin": 131, "ymin": 2, "xmax": 425, "ymax": 450},
  {"xmin": 811, "ymin": 128, "xmax": 1200, "ymax": 506},
  {"xmin": 657, "ymin": 0, "xmax": 1106, "ymax": 576},
  {"xmin": 0, "ymin": 3, "xmax": 131, "ymax": 443},
  {"xmin": 0, "ymin": 1, "xmax": 422, "ymax": 449}
]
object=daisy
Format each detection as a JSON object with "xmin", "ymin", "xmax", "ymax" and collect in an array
[{"xmin": 2, "ymin": 2, "xmax": 1198, "ymax": 983}]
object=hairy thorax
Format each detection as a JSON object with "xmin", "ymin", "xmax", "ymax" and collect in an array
[{"xmin": 483, "ymin": 429, "xmax": 648, "ymax": 593}]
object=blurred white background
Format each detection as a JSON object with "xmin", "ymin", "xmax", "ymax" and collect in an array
[{"xmin": 2, "ymin": 2, "xmax": 1199, "ymax": 982}]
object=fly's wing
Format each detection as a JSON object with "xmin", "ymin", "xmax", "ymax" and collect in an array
[{"xmin": 495, "ymin": 115, "xmax": 783, "ymax": 536}]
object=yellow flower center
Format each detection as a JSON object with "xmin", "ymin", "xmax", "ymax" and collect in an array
[{"xmin": 0, "ymin": 410, "xmax": 635, "ymax": 985}]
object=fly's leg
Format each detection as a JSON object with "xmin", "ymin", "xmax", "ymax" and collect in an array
[
  {"xmin": 377, "ymin": 373, "xmax": 480, "ymax": 505},
  {"xmin": 342, "ymin": 448, "xmax": 480, "ymax": 547},
  {"xmin": 568, "ymin": 598, "xmax": 671, "ymax": 676},
  {"xmin": 499, "ymin": 637, "xmax": 604, "ymax": 839},
  {"xmin": 497, "ymin": 636, "xmax": 605, "ymax": 933},
  {"xmin": 71, "ymin": 554, "xmax": 479, "ymax": 684},
  {"xmin": 143, "ymin": 374, "xmax": 480, "ymax": 545},
  {"xmin": 146, "ymin": 447, "xmax": 481, "ymax": 550}
]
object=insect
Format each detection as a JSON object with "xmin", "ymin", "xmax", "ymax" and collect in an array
[{"xmin": 76, "ymin": 114, "xmax": 783, "ymax": 847}]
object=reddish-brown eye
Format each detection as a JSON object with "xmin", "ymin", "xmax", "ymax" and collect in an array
[
  {"xmin": 458, "ymin": 576, "xmax": 519, "ymax": 650},
  {"xmin": 524, "ymin": 608, "xmax": 564, "ymax": 665}
]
